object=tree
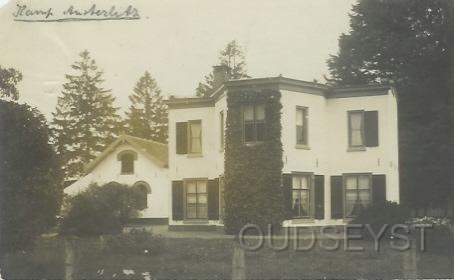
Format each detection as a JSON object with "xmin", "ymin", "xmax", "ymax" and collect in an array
[
  {"xmin": 125, "ymin": 71, "xmax": 168, "ymax": 143},
  {"xmin": 0, "ymin": 66, "xmax": 22, "ymax": 100},
  {"xmin": 196, "ymin": 40, "xmax": 250, "ymax": 97},
  {"xmin": 327, "ymin": 0, "xmax": 453, "ymax": 209},
  {"xmin": 0, "ymin": 100, "xmax": 63, "ymax": 254},
  {"xmin": 51, "ymin": 50, "xmax": 121, "ymax": 179}
]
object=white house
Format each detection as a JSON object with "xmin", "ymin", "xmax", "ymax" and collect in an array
[
  {"xmin": 64, "ymin": 134, "xmax": 170, "ymax": 224},
  {"xmin": 166, "ymin": 66, "xmax": 399, "ymax": 230}
]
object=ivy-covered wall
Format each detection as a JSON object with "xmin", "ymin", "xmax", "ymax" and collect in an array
[{"xmin": 224, "ymin": 88, "xmax": 285, "ymax": 234}]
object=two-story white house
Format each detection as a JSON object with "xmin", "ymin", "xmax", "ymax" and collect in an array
[{"xmin": 166, "ymin": 66, "xmax": 399, "ymax": 231}]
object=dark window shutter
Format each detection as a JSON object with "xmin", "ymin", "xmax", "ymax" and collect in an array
[
  {"xmin": 176, "ymin": 122, "xmax": 188, "ymax": 154},
  {"xmin": 314, "ymin": 175, "xmax": 324, "ymax": 220},
  {"xmin": 365, "ymin": 111, "xmax": 379, "ymax": 147},
  {"xmin": 331, "ymin": 176, "xmax": 343, "ymax": 219},
  {"xmin": 282, "ymin": 174, "xmax": 293, "ymax": 219},
  {"xmin": 372, "ymin": 175, "xmax": 386, "ymax": 205},
  {"xmin": 208, "ymin": 179, "xmax": 219, "ymax": 220},
  {"xmin": 172, "ymin": 181, "xmax": 184, "ymax": 220}
]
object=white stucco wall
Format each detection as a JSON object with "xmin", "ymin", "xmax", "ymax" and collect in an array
[
  {"xmin": 168, "ymin": 96, "xmax": 226, "ymax": 181},
  {"xmin": 64, "ymin": 143, "xmax": 170, "ymax": 219}
]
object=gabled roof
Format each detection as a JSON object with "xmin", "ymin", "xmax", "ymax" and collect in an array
[{"xmin": 84, "ymin": 134, "xmax": 168, "ymax": 174}]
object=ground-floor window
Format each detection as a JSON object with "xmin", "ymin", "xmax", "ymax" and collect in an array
[
  {"xmin": 344, "ymin": 174, "xmax": 371, "ymax": 217},
  {"xmin": 292, "ymin": 174, "xmax": 312, "ymax": 218},
  {"xmin": 185, "ymin": 180, "xmax": 208, "ymax": 219}
]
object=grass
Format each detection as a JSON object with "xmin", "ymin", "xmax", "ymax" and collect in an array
[{"xmin": 1, "ymin": 233, "xmax": 453, "ymax": 279}]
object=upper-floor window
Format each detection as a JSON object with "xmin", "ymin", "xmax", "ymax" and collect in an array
[
  {"xmin": 296, "ymin": 107, "xmax": 309, "ymax": 146},
  {"xmin": 243, "ymin": 104, "xmax": 265, "ymax": 143},
  {"xmin": 344, "ymin": 174, "xmax": 371, "ymax": 217},
  {"xmin": 188, "ymin": 120, "xmax": 202, "ymax": 154},
  {"xmin": 176, "ymin": 120, "xmax": 202, "ymax": 155},
  {"xmin": 117, "ymin": 150, "xmax": 137, "ymax": 174},
  {"xmin": 220, "ymin": 111, "xmax": 224, "ymax": 150},
  {"xmin": 348, "ymin": 110, "xmax": 379, "ymax": 149},
  {"xmin": 292, "ymin": 174, "xmax": 312, "ymax": 218}
]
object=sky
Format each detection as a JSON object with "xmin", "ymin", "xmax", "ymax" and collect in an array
[{"xmin": 0, "ymin": 0, "xmax": 356, "ymax": 119}]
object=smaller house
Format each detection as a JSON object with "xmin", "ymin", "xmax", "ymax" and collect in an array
[{"xmin": 64, "ymin": 135, "xmax": 170, "ymax": 224}]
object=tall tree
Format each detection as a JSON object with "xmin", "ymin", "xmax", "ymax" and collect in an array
[
  {"xmin": 0, "ymin": 66, "xmax": 22, "ymax": 100},
  {"xmin": 125, "ymin": 71, "xmax": 168, "ymax": 143},
  {"xmin": 196, "ymin": 40, "xmax": 250, "ymax": 97},
  {"xmin": 327, "ymin": 0, "xmax": 453, "ymax": 209},
  {"xmin": 52, "ymin": 50, "xmax": 121, "ymax": 179},
  {"xmin": 0, "ymin": 100, "xmax": 63, "ymax": 255}
]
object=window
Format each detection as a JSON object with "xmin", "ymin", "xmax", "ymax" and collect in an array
[
  {"xmin": 348, "ymin": 111, "xmax": 365, "ymax": 147},
  {"xmin": 292, "ymin": 174, "xmax": 312, "ymax": 218},
  {"xmin": 188, "ymin": 120, "xmax": 202, "ymax": 154},
  {"xmin": 344, "ymin": 174, "xmax": 371, "ymax": 217},
  {"xmin": 348, "ymin": 110, "xmax": 379, "ymax": 148},
  {"xmin": 118, "ymin": 150, "xmax": 137, "ymax": 174},
  {"xmin": 185, "ymin": 180, "xmax": 208, "ymax": 219},
  {"xmin": 296, "ymin": 107, "xmax": 308, "ymax": 146},
  {"xmin": 133, "ymin": 181, "xmax": 151, "ymax": 210},
  {"xmin": 220, "ymin": 111, "xmax": 224, "ymax": 150},
  {"xmin": 243, "ymin": 104, "xmax": 265, "ymax": 143}
]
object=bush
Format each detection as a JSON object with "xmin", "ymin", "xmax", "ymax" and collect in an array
[
  {"xmin": 59, "ymin": 183, "xmax": 141, "ymax": 236},
  {"xmin": 104, "ymin": 229, "xmax": 164, "ymax": 256},
  {"xmin": 406, "ymin": 216, "xmax": 454, "ymax": 253},
  {"xmin": 350, "ymin": 201, "xmax": 411, "ymax": 237}
]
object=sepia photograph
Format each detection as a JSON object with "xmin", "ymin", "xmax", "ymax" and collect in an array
[{"xmin": 0, "ymin": 0, "xmax": 453, "ymax": 279}]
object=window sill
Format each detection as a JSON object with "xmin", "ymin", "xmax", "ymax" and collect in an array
[
  {"xmin": 295, "ymin": 144, "xmax": 310, "ymax": 150},
  {"xmin": 183, "ymin": 219, "xmax": 209, "ymax": 224},
  {"xmin": 244, "ymin": 141, "xmax": 264, "ymax": 147},
  {"xmin": 347, "ymin": 147, "xmax": 366, "ymax": 152},
  {"xmin": 291, "ymin": 218, "xmax": 315, "ymax": 224},
  {"xmin": 187, "ymin": 153, "xmax": 203, "ymax": 158}
]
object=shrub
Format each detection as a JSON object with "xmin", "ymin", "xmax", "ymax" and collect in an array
[
  {"xmin": 406, "ymin": 216, "xmax": 454, "ymax": 253},
  {"xmin": 59, "ymin": 183, "xmax": 140, "ymax": 236},
  {"xmin": 350, "ymin": 201, "xmax": 411, "ymax": 237},
  {"xmin": 104, "ymin": 229, "xmax": 164, "ymax": 256}
]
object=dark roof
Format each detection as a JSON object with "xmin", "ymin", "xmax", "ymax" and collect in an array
[
  {"xmin": 84, "ymin": 135, "xmax": 168, "ymax": 174},
  {"xmin": 165, "ymin": 76, "xmax": 395, "ymax": 109}
]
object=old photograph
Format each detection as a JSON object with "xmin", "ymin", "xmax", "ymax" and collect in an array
[{"xmin": 0, "ymin": 0, "xmax": 453, "ymax": 279}]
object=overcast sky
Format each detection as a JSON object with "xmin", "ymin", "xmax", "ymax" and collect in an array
[{"xmin": 0, "ymin": 0, "xmax": 356, "ymax": 118}]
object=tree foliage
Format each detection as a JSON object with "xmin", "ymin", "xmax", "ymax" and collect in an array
[
  {"xmin": 125, "ymin": 71, "xmax": 168, "ymax": 143},
  {"xmin": 327, "ymin": 0, "xmax": 454, "ymax": 209},
  {"xmin": 0, "ymin": 66, "xmax": 22, "ymax": 101},
  {"xmin": 51, "ymin": 50, "xmax": 121, "ymax": 179},
  {"xmin": 196, "ymin": 40, "xmax": 250, "ymax": 97},
  {"xmin": 0, "ymin": 100, "xmax": 63, "ymax": 254},
  {"xmin": 59, "ymin": 182, "xmax": 140, "ymax": 236}
]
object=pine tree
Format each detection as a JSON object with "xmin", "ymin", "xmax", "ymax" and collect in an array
[
  {"xmin": 125, "ymin": 71, "xmax": 168, "ymax": 143},
  {"xmin": 52, "ymin": 50, "xmax": 121, "ymax": 179},
  {"xmin": 196, "ymin": 40, "xmax": 250, "ymax": 97}
]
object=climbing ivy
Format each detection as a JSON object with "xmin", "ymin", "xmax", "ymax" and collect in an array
[{"xmin": 224, "ymin": 88, "xmax": 285, "ymax": 234}]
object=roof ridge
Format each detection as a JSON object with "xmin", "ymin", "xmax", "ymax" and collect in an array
[{"xmin": 122, "ymin": 134, "xmax": 167, "ymax": 146}]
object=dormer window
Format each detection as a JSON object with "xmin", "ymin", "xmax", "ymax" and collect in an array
[{"xmin": 117, "ymin": 150, "xmax": 138, "ymax": 174}]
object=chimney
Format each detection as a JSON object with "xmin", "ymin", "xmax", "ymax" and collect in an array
[{"xmin": 212, "ymin": 65, "xmax": 231, "ymax": 89}]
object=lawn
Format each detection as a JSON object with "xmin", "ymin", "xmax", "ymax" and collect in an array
[{"xmin": 1, "ymin": 233, "xmax": 453, "ymax": 279}]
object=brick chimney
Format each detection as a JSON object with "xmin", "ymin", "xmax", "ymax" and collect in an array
[{"xmin": 212, "ymin": 65, "xmax": 231, "ymax": 89}]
